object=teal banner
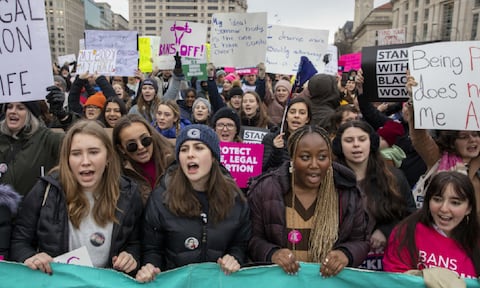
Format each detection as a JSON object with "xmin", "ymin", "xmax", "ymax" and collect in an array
[{"xmin": 0, "ymin": 261, "xmax": 479, "ymax": 288}]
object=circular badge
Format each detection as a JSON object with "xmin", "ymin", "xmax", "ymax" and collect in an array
[
  {"xmin": 90, "ymin": 232, "xmax": 105, "ymax": 247},
  {"xmin": 288, "ymin": 229, "xmax": 302, "ymax": 244},
  {"xmin": 184, "ymin": 237, "xmax": 199, "ymax": 250}
]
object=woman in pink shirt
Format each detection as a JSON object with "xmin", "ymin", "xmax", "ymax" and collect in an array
[{"xmin": 383, "ymin": 171, "xmax": 480, "ymax": 278}]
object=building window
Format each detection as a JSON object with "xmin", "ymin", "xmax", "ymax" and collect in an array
[
  {"xmin": 442, "ymin": 2, "xmax": 454, "ymax": 40},
  {"xmin": 424, "ymin": 8, "xmax": 429, "ymax": 19},
  {"xmin": 476, "ymin": 0, "xmax": 480, "ymax": 8},
  {"xmin": 423, "ymin": 23, "xmax": 428, "ymax": 40},
  {"xmin": 472, "ymin": 14, "xmax": 479, "ymax": 40},
  {"xmin": 145, "ymin": 12, "xmax": 156, "ymax": 16},
  {"xmin": 412, "ymin": 25, "xmax": 417, "ymax": 42},
  {"xmin": 145, "ymin": 27, "xmax": 156, "ymax": 31},
  {"xmin": 414, "ymin": 11, "xmax": 418, "ymax": 22},
  {"xmin": 415, "ymin": 0, "xmax": 419, "ymax": 8},
  {"xmin": 426, "ymin": 0, "xmax": 430, "ymax": 4},
  {"xmin": 404, "ymin": 14, "xmax": 408, "ymax": 25},
  {"xmin": 145, "ymin": 5, "xmax": 156, "ymax": 9},
  {"xmin": 145, "ymin": 19, "xmax": 156, "ymax": 23}
]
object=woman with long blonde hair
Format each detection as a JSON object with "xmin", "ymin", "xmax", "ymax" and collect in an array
[{"xmin": 10, "ymin": 120, "xmax": 143, "ymax": 275}]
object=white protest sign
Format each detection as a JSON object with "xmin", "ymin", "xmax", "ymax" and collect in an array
[
  {"xmin": 144, "ymin": 36, "xmax": 176, "ymax": 70},
  {"xmin": 57, "ymin": 54, "xmax": 77, "ymax": 70},
  {"xmin": 377, "ymin": 28, "xmax": 406, "ymax": 46},
  {"xmin": 323, "ymin": 45, "xmax": 338, "ymax": 76},
  {"xmin": 266, "ymin": 25, "xmax": 328, "ymax": 75},
  {"xmin": 76, "ymin": 49, "xmax": 117, "ymax": 75},
  {"xmin": 53, "ymin": 246, "xmax": 93, "ymax": 267},
  {"xmin": 160, "ymin": 21, "xmax": 208, "ymax": 59},
  {"xmin": 240, "ymin": 126, "xmax": 269, "ymax": 144},
  {"xmin": 0, "ymin": 0, "xmax": 53, "ymax": 103},
  {"xmin": 408, "ymin": 41, "xmax": 480, "ymax": 130},
  {"xmin": 85, "ymin": 30, "xmax": 138, "ymax": 76},
  {"xmin": 210, "ymin": 12, "xmax": 267, "ymax": 67}
]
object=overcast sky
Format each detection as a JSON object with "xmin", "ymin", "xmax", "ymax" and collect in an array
[{"xmin": 98, "ymin": 0, "xmax": 390, "ymax": 44}]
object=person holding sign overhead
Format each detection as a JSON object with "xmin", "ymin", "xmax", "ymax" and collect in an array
[
  {"xmin": 136, "ymin": 125, "xmax": 250, "ymax": 282},
  {"xmin": 405, "ymin": 73, "xmax": 480, "ymax": 219},
  {"xmin": 248, "ymin": 125, "xmax": 369, "ymax": 277},
  {"xmin": 10, "ymin": 120, "xmax": 143, "ymax": 275}
]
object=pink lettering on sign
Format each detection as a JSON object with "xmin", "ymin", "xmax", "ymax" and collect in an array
[{"xmin": 219, "ymin": 142, "xmax": 264, "ymax": 188}]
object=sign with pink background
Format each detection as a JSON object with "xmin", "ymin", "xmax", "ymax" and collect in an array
[{"xmin": 220, "ymin": 142, "xmax": 264, "ymax": 188}]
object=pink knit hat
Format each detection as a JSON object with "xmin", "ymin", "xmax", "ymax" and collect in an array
[{"xmin": 224, "ymin": 73, "xmax": 238, "ymax": 83}]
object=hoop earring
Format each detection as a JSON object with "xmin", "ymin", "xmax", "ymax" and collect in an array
[{"xmin": 289, "ymin": 161, "xmax": 294, "ymax": 173}]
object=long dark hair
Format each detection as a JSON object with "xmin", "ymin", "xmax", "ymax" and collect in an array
[
  {"xmin": 333, "ymin": 120, "xmax": 407, "ymax": 224},
  {"xmin": 394, "ymin": 171, "xmax": 480, "ymax": 275},
  {"xmin": 98, "ymin": 96, "xmax": 128, "ymax": 128},
  {"xmin": 165, "ymin": 159, "xmax": 243, "ymax": 224},
  {"xmin": 282, "ymin": 96, "xmax": 312, "ymax": 137}
]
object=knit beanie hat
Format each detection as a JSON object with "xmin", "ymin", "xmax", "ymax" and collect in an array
[
  {"xmin": 211, "ymin": 107, "xmax": 241, "ymax": 137},
  {"xmin": 85, "ymin": 92, "xmax": 107, "ymax": 109},
  {"xmin": 141, "ymin": 78, "xmax": 159, "ymax": 94},
  {"xmin": 216, "ymin": 69, "xmax": 226, "ymax": 78},
  {"xmin": 175, "ymin": 124, "xmax": 220, "ymax": 161},
  {"xmin": 377, "ymin": 120, "xmax": 405, "ymax": 147},
  {"xmin": 228, "ymin": 86, "xmax": 244, "ymax": 99},
  {"xmin": 192, "ymin": 97, "xmax": 212, "ymax": 114},
  {"xmin": 23, "ymin": 101, "xmax": 42, "ymax": 118},
  {"xmin": 275, "ymin": 79, "xmax": 292, "ymax": 93},
  {"xmin": 224, "ymin": 73, "xmax": 238, "ymax": 83},
  {"xmin": 53, "ymin": 75, "xmax": 67, "ymax": 91}
]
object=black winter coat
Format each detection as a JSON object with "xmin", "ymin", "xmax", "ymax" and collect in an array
[
  {"xmin": 142, "ymin": 165, "xmax": 251, "ymax": 271},
  {"xmin": 248, "ymin": 161, "xmax": 370, "ymax": 266},
  {"xmin": 10, "ymin": 174, "xmax": 143, "ymax": 271}
]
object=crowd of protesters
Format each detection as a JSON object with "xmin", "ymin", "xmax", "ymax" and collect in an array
[{"xmin": 0, "ymin": 53, "xmax": 479, "ymax": 285}]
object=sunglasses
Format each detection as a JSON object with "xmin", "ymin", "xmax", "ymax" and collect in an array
[{"xmin": 125, "ymin": 136, "xmax": 153, "ymax": 153}]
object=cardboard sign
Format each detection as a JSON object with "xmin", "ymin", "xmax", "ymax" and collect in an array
[
  {"xmin": 138, "ymin": 37, "xmax": 153, "ymax": 73},
  {"xmin": 323, "ymin": 45, "xmax": 339, "ymax": 76},
  {"xmin": 408, "ymin": 41, "xmax": 480, "ymax": 130},
  {"xmin": 338, "ymin": 52, "xmax": 362, "ymax": 72},
  {"xmin": 266, "ymin": 25, "xmax": 328, "ymax": 75},
  {"xmin": 210, "ymin": 12, "xmax": 267, "ymax": 68},
  {"xmin": 0, "ymin": 0, "xmax": 53, "ymax": 103},
  {"xmin": 85, "ymin": 30, "xmax": 138, "ymax": 76},
  {"xmin": 76, "ymin": 49, "xmax": 117, "ymax": 75},
  {"xmin": 220, "ymin": 142, "xmax": 263, "ymax": 188},
  {"xmin": 145, "ymin": 36, "xmax": 176, "ymax": 70},
  {"xmin": 160, "ymin": 20, "xmax": 208, "ymax": 59},
  {"xmin": 57, "ymin": 54, "xmax": 77, "ymax": 71},
  {"xmin": 53, "ymin": 246, "xmax": 93, "ymax": 267}
]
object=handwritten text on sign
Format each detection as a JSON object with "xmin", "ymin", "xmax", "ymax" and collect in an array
[
  {"xmin": 377, "ymin": 28, "xmax": 406, "ymax": 46},
  {"xmin": 0, "ymin": 0, "xmax": 53, "ymax": 102},
  {"xmin": 76, "ymin": 49, "xmax": 117, "ymax": 75},
  {"xmin": 85, "ymin": 30, "xmax": 138, "ymax": 76},
  {"xmin": 210, "ymin": 12, "xmax": 267, "ymax": 68},
  {"xmin": 266, "ymin": 25, "xmax": 329, "ymax": 75},
  {"xmin": 408, "ymin": 41, "xmax": 480, "ymax": 130},
  {"xmin": 160, "ymin": 21, "xmax": 207, "ymax": 59},
  {"xmin": 220, "ymin": 142, "xmax": 263, "ymax": 188}
]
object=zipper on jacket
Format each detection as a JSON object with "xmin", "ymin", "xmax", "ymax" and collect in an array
[{"xmin": 200, "ymin": 212, "xmax": 207, "ymax": 261}]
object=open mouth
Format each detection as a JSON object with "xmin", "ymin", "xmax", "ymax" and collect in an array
[{"xmin": 187, "ymin": 162, "xmax": 199, "ymax": 172}]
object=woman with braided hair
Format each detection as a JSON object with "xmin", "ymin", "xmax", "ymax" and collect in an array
[{"xmin": 247, "ymin": 125, "xmax": 369, "ymax": 277}]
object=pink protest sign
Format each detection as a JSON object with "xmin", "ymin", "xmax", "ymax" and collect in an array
[
  {"xmin": 339, "ymin": 52, "xmax": 362, "ymax": 71},
  {"xmin": 160, "ymin": 20, "xmax": 208, "ymax": 59},
  {"xmin": 220, "ymin": 142, "xmax": 264, "ymax": 188}
]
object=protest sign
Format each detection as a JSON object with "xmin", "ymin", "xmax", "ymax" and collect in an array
[
  {"xmin": 0, "ymin": 0, "xmax": 53, "ymax": 103},
  {"xmin": 377, "ymin": 28, "xmax": 406, "ymax": 46},
  {"xmin": 138, "ymin": 37, "xmax": 153, "ymax": 73},
  {"xmin": 182, "ymin": 57, "xmax": 207, "ymax": 81},
  {"xmin": 210, "ymin": 12, "xmax": 267, "ymax": 68},
  {"xmin": 53, "ymin": 246, "xmax": 93, "ymax": 267},
  {"xmin": 266, "ymin": 25, "xmax": 328, "ymax": 75},
  {"xmin": 240, "ymin": 126, "xmax": 269, "ymax": 144},
  {"xmin": 84, "ymin": 30, "xmax": 138, "ymax": 76},
  {"xmin": 339, "ymin": 52, "xmax": 362, "ymax": 72},
  {"xmin": 220, "ymin": 142, "xmax": 263, "ymax": 188},
  {"xmin": 76, "ymin": 49, "xmax": 117, "ymax": 75},
  {"xmin": 145, "ymin": 36, "xmax": 176, "ymax": 70},
  {"xmin": 323, "ymin": 45, "xmax": 338, "ymax": 76},
  {"xmin": 362, "ymin": 43, "xmax": 414, "ymax": 102},
  {"xmin": 160, "ymin": 20, "xmax": 208, "ymax": 59},
  {"xmin": 57, "ymin": 54, "xmax": 76, "ymax": 71},
  {"xmin": 408, "ymin": 41, "xmax": 480, "ymax": 130},
  {"xmin": 3, "ymin": 261, "xmax": 480, "ymax": 288}
]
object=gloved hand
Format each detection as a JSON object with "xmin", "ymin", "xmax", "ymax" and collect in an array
[
  {"xmin": 173, "ymin": 52, "xmax": 183, "ymax": 76},
  {"xmin": 46, "ymin": 86, "xmax": 68, "ymax": 119}
]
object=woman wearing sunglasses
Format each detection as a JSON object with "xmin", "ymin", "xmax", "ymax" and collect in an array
[{"xmin": 113, "ymin": 114, "xmax": 175, "ymax": 206}]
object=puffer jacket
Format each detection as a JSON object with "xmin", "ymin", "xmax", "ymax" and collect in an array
[
  {"xmin": 247, "ymin": 161, "xmax": 369, "ymax": 266},
  {"xmin": 10, "ymin": 174, "xmax": 143, "ymax": 271},
  {"xmin": 0, "ymin": 184, "xmax": 21, "ymax": 259},
  {"xmin": 142, "ymin": 164, "xmax": 251, "ymax": 271}
]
